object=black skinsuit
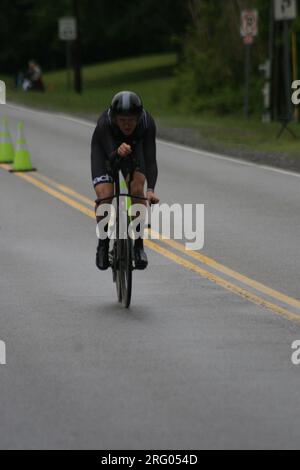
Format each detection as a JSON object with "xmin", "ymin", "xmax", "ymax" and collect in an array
[{"xmin": 91, "ymin": 109, "xmax": 158, "ymax": 191}]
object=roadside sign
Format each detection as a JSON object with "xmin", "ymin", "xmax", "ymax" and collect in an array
[
  {"xmin": 274, "ymin": 0, "xmax": 297, "ymax": 21},
  {"xmin": 241, "ymin": 10, "xmax": 258, "ymax": 37},
  {"xmin": 244, "ymin": 36, "xmax": 254, "ymax": 45},
  {"xmin": 59, "ymin": 17, "xmax": 77, "ymax": 41}
]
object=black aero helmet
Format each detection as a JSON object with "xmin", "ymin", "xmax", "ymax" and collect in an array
[{"xmin": 110, "ymin": 91, "xmax": 143, "ymax": 121}]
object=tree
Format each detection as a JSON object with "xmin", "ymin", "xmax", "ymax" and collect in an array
[
  {"xmin": 0, "ymin": 0, "xmax": 188, "ymax": 74},
  {"xmin": 172, "ymin": 0, "xmax": 270, "ymax": 114}
]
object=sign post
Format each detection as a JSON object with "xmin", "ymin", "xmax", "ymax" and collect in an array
[
  {"xmin": 58, "ymin": 17, "xmax": 77, "ymax": 91},
  {"xmin": 241, "ymin": 10, "xmax": 258, "ymax": 119},
  {"xmin": 274, "ymin": 0, "xmax": 297, "ymax": 137}
]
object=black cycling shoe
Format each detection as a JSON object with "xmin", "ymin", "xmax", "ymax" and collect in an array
[
  {"xmin": 134, "ymin": 241, "xmax": 148, "ymax": 270},
  {"xmin": 96, "ymin": 239, "xmax": 110, "ymax": 271}
]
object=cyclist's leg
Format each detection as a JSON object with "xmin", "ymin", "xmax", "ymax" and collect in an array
[
  {"xmin": 127, "ymin": 170, "xmax": 148, "ymax": 269},
  {"xmin": 95, "ymin": 183, "xmax": 114, "ymax": 235},
  {"xmin": 94, "ymin": 168, "xmax": 114, "ymax": 269},
  {"xmin": 95, "ymin": 182, "xmax": 114, "ymax": 216},
  {"xmin": 127, "ymin": 170, "xmax": 146, "ymax": 205},
  {"xmin": 120, "ymin": 149, "xmax": 147, "ymax": 237},
  {"xmin": 95, "ymin": 182, "xmax": 114, "ymax": 271},
  {"xmin": 93, "ymin": 155, "xmax": 115, "ymax": 228},
  {"xmin": 125, "ymin": 140, "xmax": 147, "ymax": 206}
]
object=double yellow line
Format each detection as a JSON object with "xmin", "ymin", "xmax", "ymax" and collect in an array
[{"xmin": 1, "ymin": 163, "xmax": 300, "ymax": 323}]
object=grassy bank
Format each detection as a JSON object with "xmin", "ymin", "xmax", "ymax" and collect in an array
[
  {"xmin": 6, "ymin": 54, "xmax": 178, "ymax": 117},
  {"xmin": 3, "ymin": 53, "xmax": 300, "ymax": 158}
]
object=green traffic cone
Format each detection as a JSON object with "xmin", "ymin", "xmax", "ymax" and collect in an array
[
  {"xmin": 10, "ymin": 122, "xmax": 36, "ymax": 172},
  {"xmin": 0, "ymin": 117, "xmax": 14, "ymax": 163}
]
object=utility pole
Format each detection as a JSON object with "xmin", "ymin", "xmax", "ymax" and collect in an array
[
  {"xmin": 268, "ymin": 0, "xmax": 275, "ymax": 120},
  {"xmin": 72, "ymin": 0, "xmax": 82, "ymax": 94},
  {"xmin": 58, "ymin": 16, "xmax": 77, "ymax": 91},
  {"xmin": 292, "ymin": 31, "xmax": 299, "ymax": 121},
  {"xmin": 244, "ymin": 42, "xmax": 252, "ymax": 119},
  {"xmin": 273, "ymin": 0, "xmax": 297, "ymax": 137},
  {"xmin": 240, "ymin": 10, "xmax": 258, "ymax": 119},
  {"xmin": 283, "ymin": 19, "xmax": 293, "ymax": 121}
]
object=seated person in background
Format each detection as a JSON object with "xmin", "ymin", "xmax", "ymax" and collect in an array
[{"xmin": 25, "ymin": 60, "xmax": 45, "ymax": 92}]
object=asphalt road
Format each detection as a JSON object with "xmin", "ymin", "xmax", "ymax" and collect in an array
[{"xmin": 0, "ymin": 103, "xmax": 300, "ymax": 450}]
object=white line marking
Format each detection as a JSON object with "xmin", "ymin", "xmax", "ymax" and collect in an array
[
  {"xmin": 157, "ymin": 139, "xmax": 300, "ymax": 177},
  {"xmin": 4, "ymin": 103, "xmax": 94, "ymax": 127},
  {"xmin": 4, "ymin": 102, "xmax": 300, "ymax": 179}
]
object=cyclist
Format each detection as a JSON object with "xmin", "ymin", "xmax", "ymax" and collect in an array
[{"xmin": 91, "ymin": 91, "xmax": 159, "ymax": 271}]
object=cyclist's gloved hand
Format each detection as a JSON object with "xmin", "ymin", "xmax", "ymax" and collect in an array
[
  {"xmin": 118, "ymin": 143, "xmax": 132, "ymax": 158},
  {"xmin": 147, "ymin": 190, "xmax": 160, "ymax": 205}
]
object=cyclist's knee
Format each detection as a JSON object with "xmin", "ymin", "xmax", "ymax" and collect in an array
[
  {"xmin": 95, "ymin": 183, "xmax": 114, "ymax": 204},
  {"xmin": 131, "ymin": 186, "xmax": 144, "ymax": 197},
  {"xmin": 130, "ymin": 172, "xmax": 145, "ymax": 194},
  {"xmin": 130, "ymin": 178, "xmax": 145, "ymax": 196}
]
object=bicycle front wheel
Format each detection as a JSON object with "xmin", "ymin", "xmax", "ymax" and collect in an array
[
  {"xmin": 116, "ymin": 237, "xmax": 133, "ymax": 308},
  {"xmin": 122, "ymin": 237, "xmax": 133, "ymax": 308}
]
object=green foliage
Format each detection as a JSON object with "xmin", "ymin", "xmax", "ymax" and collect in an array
[
  {"xmin": 0, "ymin": 0, "xmax": 188, "ymax": 74},
  {"xmin": 2, "ymin": 0, "xmax": 298, "ymax": 117},
  {"xmin": 7, "ymin": 53, "xmax": 300, "ymax": 159},
  {"xmin": 80, "ymin": 0, "xmax": 188, "ymax": 62},
  {"xmin": 172, "ymin": 0, "xmax": 271, "ymax": 115},
  {"xmin": 7, "ymin": 53, "xmax": 178, "ymax": 116}
]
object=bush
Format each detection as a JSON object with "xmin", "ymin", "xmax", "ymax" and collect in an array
[{"xmin": 171, "ymin": 0, "xmax": 269, "ymax": 116}]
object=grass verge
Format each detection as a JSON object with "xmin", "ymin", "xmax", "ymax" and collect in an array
[{"xmin": 2, "ymin": 53, "xmax": 300, "ymax": 162}]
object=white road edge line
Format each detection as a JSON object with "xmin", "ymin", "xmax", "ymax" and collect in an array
[{"xmin": 4, "ymin": 102, "xmax": 300, "ymax": 179}]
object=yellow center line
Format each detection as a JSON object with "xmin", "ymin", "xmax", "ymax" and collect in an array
[
  {"xmin": 35, "ymin": 173, "xmax": 95, "ymax": 206},
  {"xmin": 1, "ymin": 165, "xmax": 300, "ymax": 323},
  {"xmin": 28, "ymin": 170, "xmax": 300, "ymax": 313},
  {"xmin": 149, "ymin": 231, "xmax": 300, "ymax": 311},
  {"xmin": 15, "ymin": 172, "xmax": 95, "ymax": 219},
  {"xmin": 146, "ymin": 240, "xmax": 300, "ymax": 324}
]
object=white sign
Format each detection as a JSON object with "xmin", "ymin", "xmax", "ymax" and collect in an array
[
  {"xmin": 274, "ymin": 0, "xmax": 297, "ymax": 21},
  {"xmin": 0, "ymin": 80, "xmax": 6, "ymax": 104},
  {"xmin": 241, "ymin": 10, "xmax": 258, "ymax": 37},
  {"xmin": 59, "ymin": 17, "xmax": 77, "ymax": 41}
]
